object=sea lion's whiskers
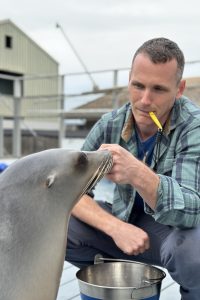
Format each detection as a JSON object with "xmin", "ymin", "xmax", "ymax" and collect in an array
[{"xmin": 81, "ymin": 154, "xmax": 113, "ymax": 197}]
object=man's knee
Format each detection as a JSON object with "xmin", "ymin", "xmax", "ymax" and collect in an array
[{"xmin": 161, "ymin": 226, "xmax": 200, "ymax": 288}]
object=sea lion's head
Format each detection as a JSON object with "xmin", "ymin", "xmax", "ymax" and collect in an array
[{"xmin": 1, "ymin": 148, "xmax": 113, "ymax": 213}]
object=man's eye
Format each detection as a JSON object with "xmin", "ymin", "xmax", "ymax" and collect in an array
[
  {"xmin": 154, "ymin": 86, "xmax": 166, "ymax": 92},
  {"xmin": 132, "ymin": 83, "xmax": 144, "ymax": 89}
]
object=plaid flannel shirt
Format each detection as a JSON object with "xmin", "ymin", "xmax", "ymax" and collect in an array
[{"xmin": 81, "ymin": 96, "xmax": 200, "ymax": 228}]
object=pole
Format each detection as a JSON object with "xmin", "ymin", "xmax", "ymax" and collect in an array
[
  {"xmin": 0, "ymin": 116, "xmax": 3, "ymax": 158},
  {"xmin": 58, "ymin": 75, "xmax": 65, "ymax": 147},
  {"xmin": 13, "ymin": 79, "xmax": 22, "ymax": 158},
  {"xmin": 56, "ymin": 23, "xmax": 98, "ymax": 91}
]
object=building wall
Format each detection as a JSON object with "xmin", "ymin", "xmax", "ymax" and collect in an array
[
  {"xmin": 0, "ymin": 20, "xmax": 58, "ymax": 77},
  {"xmin": 0, "ymin": 20, "xmax": 60, "ymax": 117}
]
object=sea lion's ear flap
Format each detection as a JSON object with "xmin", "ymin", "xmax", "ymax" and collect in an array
[{"xmin": 46, "ymin": 174, "xmax": 56, "ymax": 188}]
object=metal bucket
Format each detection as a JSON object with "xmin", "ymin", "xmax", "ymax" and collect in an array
[{"xmin": 76, "ymin": 257, "xmax": 166, "ymax": 300}]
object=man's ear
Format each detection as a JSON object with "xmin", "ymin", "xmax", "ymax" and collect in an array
[{"xmin": 176, "ymin": 80, "xmax": 186, "ymax": 99}]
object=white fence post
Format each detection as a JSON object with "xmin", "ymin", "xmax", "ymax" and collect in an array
[
  {"xmin": 13, "ymin": 79, "xmax": 22, "ymax": 157},
  {"xmin": 112, "ymin": 70, "xmax": 119, "ymax": 108},
  {"xmin": 0, "ymin": 116, "xmax": 3, "ymax": 158},
  {"xmin": 59, "ymin": 75, "xmax": 65, "ymax": 148}
]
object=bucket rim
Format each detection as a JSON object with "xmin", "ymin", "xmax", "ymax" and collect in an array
[
  {"xmin": 76, "ymin": 260, "xmax": 166, "ymax": 290},
  {"xmin": 76, "ymin": 279, "xmax": 163, "ymax": 291}
]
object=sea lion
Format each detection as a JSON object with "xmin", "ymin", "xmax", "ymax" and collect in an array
[{"xmin": 0, "ymin": 148, "xmax": 113, "ymax": 300}]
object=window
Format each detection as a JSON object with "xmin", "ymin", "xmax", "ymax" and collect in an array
[
  {"xmin": 0, "ymin": 78, "xmax": 14, "ymax": 95},
  {"xmin": 5, "ymin": 35, "xmax": 13, "ymax": 49}
]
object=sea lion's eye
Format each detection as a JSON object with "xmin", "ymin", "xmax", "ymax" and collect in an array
[{"xmin": 77, "ymin": 152, "xmax": 88, "ymax": 167}]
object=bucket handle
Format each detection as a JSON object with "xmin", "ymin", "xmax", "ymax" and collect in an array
[
  {"xmin": 94, "ymin": 254, "xmax": 138, "ymax": 264},
  {"xmin": 94, "ymin": 254, "xmax": 165, "ymax": 283}
]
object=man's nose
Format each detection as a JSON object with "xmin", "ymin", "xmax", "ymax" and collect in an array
[{"xmin": 141, "ymin": 90, "xmax": 152, "ymax": 105}]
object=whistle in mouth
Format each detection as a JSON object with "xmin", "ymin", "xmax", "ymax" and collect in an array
[{"xmin": 149, "ymin": 112, "xmax": 163, "ymax": 131}]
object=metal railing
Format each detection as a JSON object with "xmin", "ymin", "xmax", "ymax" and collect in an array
[
  {"xmin": 0, "ymin": 62, "xmax": 200, "ymax": 158},
  {"xmin": 0, "ymin": 68, "xmax": 129, "ymax": 158}
]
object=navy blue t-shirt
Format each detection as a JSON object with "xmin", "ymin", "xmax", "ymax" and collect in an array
[{"xmin": 131, "ymin": 131, "xmax": 157, "ymax": 215}]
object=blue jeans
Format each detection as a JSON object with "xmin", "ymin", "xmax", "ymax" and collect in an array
[{"xmin": 66, "ymin": 201, "xmax": 200, "ymax": 300}]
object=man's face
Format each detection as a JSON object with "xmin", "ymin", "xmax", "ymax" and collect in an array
[{"xmin": 128, "ymin": 53, "xmax": 185, "ymax": 139}]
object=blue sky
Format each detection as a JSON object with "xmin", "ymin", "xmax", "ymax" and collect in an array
[{"xmin": 1, "ymin": 0, "xmax": 200, "ymax": 78}]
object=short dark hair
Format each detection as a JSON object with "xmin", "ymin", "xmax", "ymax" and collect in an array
[{"xmin": 132, "ymin": 38, "xmax": 185, "ymax": 82}]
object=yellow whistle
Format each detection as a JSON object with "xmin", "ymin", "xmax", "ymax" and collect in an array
[{"xmin": 149, "ymin": 112, "xmax": 163, "ymax": 131}]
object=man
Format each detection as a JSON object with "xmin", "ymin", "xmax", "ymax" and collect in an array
[{"xmin": 66, "ymin": 38, "xmax": 200, "ymax": 300}]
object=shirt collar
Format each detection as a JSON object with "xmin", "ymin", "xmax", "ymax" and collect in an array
[{"xmin": 121, "ymin": 105, "xmax": 134, "ymax": 142}]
